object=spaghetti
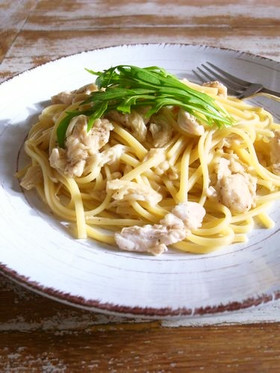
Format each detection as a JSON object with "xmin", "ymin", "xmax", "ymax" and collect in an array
[{"xmin": 18, "ymin": 66, "xmax": 280, "ymax": 255}]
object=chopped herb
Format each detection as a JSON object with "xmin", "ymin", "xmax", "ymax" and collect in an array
[{"xmin": 56, "ymin": 65, "xmax": 233, "ymax": 147}]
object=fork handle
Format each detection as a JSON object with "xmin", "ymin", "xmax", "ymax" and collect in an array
[{"xmin": 262, "ymin": 87, "xmax": 280, "ymax": 98}]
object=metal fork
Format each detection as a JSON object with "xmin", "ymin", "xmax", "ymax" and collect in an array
[{"xmin": 193, "ymin": 62, "xmax": 280, "ymax": 99}]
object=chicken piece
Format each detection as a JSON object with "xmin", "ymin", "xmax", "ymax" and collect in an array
[
  {"xmin": 49, "ymin": 115, "xmax": 113, "ymax": 177},
  {"xmin": 149, "ymin": 107, "xmax": 175, "ymax": 147},
  {"xmin": 85, "ymin": 145, "xmax": 124, "ymax": 174},
  {"xmin": 51, "ymin": 91, "xmax": 74, "ymax": 105},
  {"xmin": 270, "ymin": 130, "xmax": 280, "ymax": 175},
  {"xmin": 72, "ymin": 83, "xmax": 98, "ymax": 103},
  {"xmin": 203, "ymin": 80, "xmax": 228, "ymax": 98},
  {"xmin": 65, "ymin": 116, "xmax": 113, "ymax": 154},
  {"xmin": 216, "ymin": 158, "xmax": 231, "ymax": 179},
  {"xmin": 50, "ymin": 147, "xmax": 73, "ymax": 176},
  {"xmin": 20, "ymin": 164, "xmax": 43, "ymax": 190},
  {"xmin": 75, "ymin": 83, "xmax": 97, "ymax": 94},
  {"xmin": 149, "ymin": 122, "xmax": 173, "ymax": 147},
  {"xmin": 177, "ymin": 108, "xmax": 205, "ymax": 136},
  {"xmin": 107, "ymin": 110, "xmax": 147, "ymax": 141},
  {"xmin": 115, "ymin": 225, "xmax": 179, "ymax": 255},
  {"xmin": 217, "ymin": 173, "xmax": 256, "ymax": 213},
  {"xmin": 51, "ymin": 83, "xmax": 97, "ymax": 105},
  {"xmin": 115, "ymin": 201, "xmax": 205, "ymax": 255},
  {"xmin": 149, "ymin": 111, "xmax": 174, "ymax": 147},
  {"xmin": 163, "ymin": 201, "xmax": 206, "ymax": 231},
  {"xmin": 106, "ymin": 179, "xmax": 162, "ymax": 205},
  {"xmin": 214, "ymin": 157, "xmax": 256, "ymax": 214},
  {"xmin": 97, "ymin": 144, "xmax": 124, "ymax": 167}
]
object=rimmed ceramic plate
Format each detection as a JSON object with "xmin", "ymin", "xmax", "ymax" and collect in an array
[{"xmin": 1, "ymin": 44, "xmax": 280, "ymax": 318}]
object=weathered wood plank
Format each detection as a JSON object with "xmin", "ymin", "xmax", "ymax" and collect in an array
[
  {"xmin": 0, "ymin": 0, "xmax": 38, "ymax": 62},
  {"xmin": 0, "ymin": 276, "xmax": 129, "ymax": 331},
  {"xmin": 29, "ymin": 0, "xmax": 280, "ymax": 26},
  {"xmin": 0, "ymin": 324, "xmax": 280, "ymax": 372},
  {"xmin": 1, "ymin": 27, "xmax": 280, "ymax": 82}
]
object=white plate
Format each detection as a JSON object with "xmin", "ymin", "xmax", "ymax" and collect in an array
[{"xmin": 1, "ymin": 44, "xmax": 280, "ymax": 318}]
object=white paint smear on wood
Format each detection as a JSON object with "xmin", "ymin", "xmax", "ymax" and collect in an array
[
  {"xmin": 26, "ymin": 3, "xmax": 280, "ymax": 23},
  {"xmin": 1, "ymin": 300, "xmax": 280, "ymax": 332},
  {"xmin": 2, "ymin": 35, "xmax": 280, "ymax": 83}
]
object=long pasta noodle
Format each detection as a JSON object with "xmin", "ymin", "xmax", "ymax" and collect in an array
[{"xmin": 18, "ymin": 76, "xmax": 280, "ymax": 255}]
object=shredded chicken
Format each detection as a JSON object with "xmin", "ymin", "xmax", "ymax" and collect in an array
[
  {"xmin": 85, "ymin": 144, "xmax": 125, "ymax": 175},
  {"xmin": 218, "ymin": 174, "xmax": 255, "ymax": 213},
  {"xmin": 203, "ymin": 80, "xmax": 228, "ymax": 98},
  {"xmin": 177, "ymin": 108, "xmax": 205, "ymax": 136},
  {"xmin": 49, "ymin": 115, "xmax": 113, "ymax": 177},
  {"xmin": 66, "ymin": 115, "xmax": 113, "ymax": 152},
  {"xmin": 107, "ymin": 109, "xmax": 147, "ymax": 141},
  {"xmin": 75, "ymin": 83, "xmax": 98, "ymax": 94},
  {"xmin": 149, "ymin": 111, "xmax": 174, "ymax": 147},
  {"xmin": 20, "ymin": 164, "xmax": 43, "ymax": 190},
  {"xmin": 115, "ymin": 201, "xmax": 206, "ymax": 255},
  {"xmin": 149, "ymin": 121, "xmax": 173, "ymax": 147},
  {"xmin": 214, "ymin": 157, "xmax": 256, "ymax": 213},
  {"xmin": 95, "ymin": 144, "xmax": 124, "ymax": 167},
  {"xmin": 51, "ymin": 83, "xmax": 97, "ymax": 105},
  {"xmin": 163, "ymin": 202, "xmax": 206, "ymax": 231},
  {"xmin": 106, "ymin": 179, "xmax": 162, "ymax": 205},
  {"xmin": 51, "ymin": 91, "xmax": 74, "ymax": 106},
  {"xmin": 270, "ymin": 130, "xmax": 280, "ymax": 175}
]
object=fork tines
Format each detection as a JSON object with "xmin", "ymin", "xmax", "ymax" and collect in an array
[{"xmin": 193, "ymin": 62, "xmax": 249, "ymax": 97}]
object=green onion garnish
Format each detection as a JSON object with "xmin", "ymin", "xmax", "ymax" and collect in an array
[{"xmin": 56, "ymin": 65, "xmax": 233, "ymax": 147}]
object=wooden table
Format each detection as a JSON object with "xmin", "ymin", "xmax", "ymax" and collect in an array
[{"xmin": 1, "ymin": 0, "xmax": 280, "ymax": 371}]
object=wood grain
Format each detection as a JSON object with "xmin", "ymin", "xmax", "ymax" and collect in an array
[
  {"xmin": 1, "ymin": 0, "xmax": 280, "ymax": 371},
  {"xmin": 0, "ymin": 0, "xmax": 38, "ymax": 62},
  {"xmin": 1, "ymin": 324, "xmax": 280, "ymax": 372},
  {"xmin": 2, "ymin": 274, "xmax": 279, "ymax": 372},
  {"xmin": 1, "ymin": 0, "xmax": 280, "ymax": 80}
]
